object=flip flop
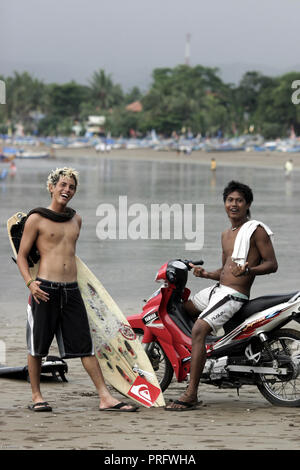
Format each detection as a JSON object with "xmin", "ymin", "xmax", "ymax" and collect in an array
[
  {"xmin": 165, "ymin": 399, "xmax": 201, "ymax": 411},
  {"xmin": 28, "ymin": 401, "xmax": 52, "ymax": 412},
  {"xmin": 99, "ymin": 402, "xmax": 139, "ymax": 412}
]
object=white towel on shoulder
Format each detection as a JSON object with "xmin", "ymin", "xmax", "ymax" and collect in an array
[{"xmin": 231, "ymin": 220, "xmax": 274, "ymax": 266}]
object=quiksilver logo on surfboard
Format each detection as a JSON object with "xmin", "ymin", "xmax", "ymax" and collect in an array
[{"xmin": 128, "ymin": 376, "xmax": 161, "ymax": 407}]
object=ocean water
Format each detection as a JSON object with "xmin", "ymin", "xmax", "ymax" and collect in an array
[{"xmin": 1, "ymin": 154, "xmax": 300, "ymax": 318}]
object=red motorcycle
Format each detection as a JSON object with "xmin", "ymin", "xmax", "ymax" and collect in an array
[{"xmin": 127, "ymin": 259, "xmax": 300, "ymax": 406}]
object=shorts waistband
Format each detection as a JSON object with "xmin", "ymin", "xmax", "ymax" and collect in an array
[
  {"xmin": 215, "ymin": 283, "xmax": 249, "ymax": 300},
  {"xmin": 36, "ymin": 277, "xmax": 78, "ymax": 288}
]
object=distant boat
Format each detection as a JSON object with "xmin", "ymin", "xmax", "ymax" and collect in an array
[
  {"xmin": 1, "ymin": 147, "xmax": 17, "ymax": 162},
  {"xmin": 16, "ymin": 150, "xmax": 49, "ymax": 159},
  {"xmin": 0, "ymin": 154, "xmax": 15, "ymax": 163},
  {"xmin": 67, "ymin": 140, "xmax": 91, "ymax": 149},
  {"xmin": 286, "ymin": 146, "xmax": 300, "ymax": 153},
  {"xmin": 205, "ymin": 145, "xmax": 245, "ymax": 152}
]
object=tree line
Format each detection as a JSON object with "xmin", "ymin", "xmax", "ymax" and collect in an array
[{"xmin": 0, "ymin": 66, "xmax": 299, "ymax": 139}]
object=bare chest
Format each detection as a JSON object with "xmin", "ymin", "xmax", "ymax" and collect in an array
[
  {"xmin": 222, "ymin": 229, "xmax": 259, "ymax": 263},
  {"xmin": 37, "ymin": 219, "xmax": 80, "ymax": 247}
]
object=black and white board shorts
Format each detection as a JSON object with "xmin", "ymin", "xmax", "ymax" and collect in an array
[
  {"xmin": 191, "ymin": 283, "xmax": 248, "ymax": 334},
  {"xmin": 27, "ymin": 278, "xmax": 94, "ymax": 358}
]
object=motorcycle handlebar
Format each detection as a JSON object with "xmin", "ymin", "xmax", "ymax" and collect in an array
[{"xmin": 184, "ymin": 259, "xmax": 204, "ymax": 270}]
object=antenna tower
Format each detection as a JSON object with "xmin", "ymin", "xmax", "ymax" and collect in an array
[{"xmin": 185, "ymin": 33, "xmax": 191, "ymax": 66}]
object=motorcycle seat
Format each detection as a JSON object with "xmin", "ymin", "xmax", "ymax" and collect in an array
[
  {"xmin": 167, "ymin": 293, "xmax": 194, "ymax": 337},
  {"xmin": 224, "ymin": 291, "xmax": 298, "ymax": 334},
  {"xmin": 168, "ymin": 291, "xmax": 298, "ymax": 339}
]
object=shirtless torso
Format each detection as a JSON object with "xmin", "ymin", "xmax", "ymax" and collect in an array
[
  {"xmin": 219, "ymin": 224, "xmax": 275, "ymax": 295},
  {"xmin": 17, "ymin": 174, "xmax": 80, "ymax": 302},
  {"xmin": 27, "ymin": 213, "xmax": 81, "ymax": 282}
]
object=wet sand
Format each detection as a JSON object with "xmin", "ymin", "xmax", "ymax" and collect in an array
[
  {"xmin": 1, "ymin": 345, "xmax": 300, "ymax": 451},
  {"xmin": 1, "ymin": 146, "xmax": 300, "ymax": 452},
  {"xmin": 51, "ymin": 145, "xmax": 300, "ymax": 170}
]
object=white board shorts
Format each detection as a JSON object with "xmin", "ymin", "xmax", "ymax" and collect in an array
[{"xmin": 191, "ymin": 283, "xmax": 248, "ymax": 334}]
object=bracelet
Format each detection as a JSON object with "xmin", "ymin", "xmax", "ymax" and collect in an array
[{"xmin": 26, "ymin": 279, "xmax": 35, "ymax": 288}]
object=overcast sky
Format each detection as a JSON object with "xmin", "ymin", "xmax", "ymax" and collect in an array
[{"xmin": 1, "ymin": 0, "xmax": 299, "ymax": 90}]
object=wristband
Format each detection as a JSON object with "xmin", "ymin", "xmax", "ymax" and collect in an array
[{"xmin": 26, "ymin": 279, "xmax": 35, "ymax": 288}]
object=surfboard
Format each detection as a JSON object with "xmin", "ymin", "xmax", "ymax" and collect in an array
[{"xmin": 7, "ymin": 212, "xmax": 165, "ymax": 408}]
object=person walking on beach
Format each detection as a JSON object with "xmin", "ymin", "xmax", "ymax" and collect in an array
[
  {"xmin": 284, "ymin": 159, "xmax": 293, "ymax": 177},
  {"xmin": 17, "ymin": 167, "xmax": 137, "ymax": 412},
  {"xmin": 166, "ymin": 180, "xmax": 278, "ymax": 411},
  {"xmin": 210, "ymin": 157, "xmax": 216, "ymax": 172}
]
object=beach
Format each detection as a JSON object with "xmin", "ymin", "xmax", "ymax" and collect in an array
[
  {"xmin": 1, "ymin": 145, "xmax": 300, "ymax": 452},
  {"xmin": 1, "ymin": 357, "xmax": 300, "ymax": 451},
  {"xmin": 46, "ymin": 145, "xmax": 300, "ymax": 169}
]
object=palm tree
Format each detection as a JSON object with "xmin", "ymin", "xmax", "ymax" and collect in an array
[{"xmin": 89, "ymin": 69, "xmax": 123, "ymax": 110}]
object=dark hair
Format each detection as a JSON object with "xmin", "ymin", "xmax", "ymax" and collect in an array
[{"xmin": 223, "ymin": 181, "xmax": 253, "ymax": 217}]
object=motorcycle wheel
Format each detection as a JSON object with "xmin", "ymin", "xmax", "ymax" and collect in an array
[
  {"xmin": 133, "ymin": 328, "xmax": 174, "ymax": 391},
  {"xmin": 257, "ymin": 328, "xmax": 300, "ymax": 407}
]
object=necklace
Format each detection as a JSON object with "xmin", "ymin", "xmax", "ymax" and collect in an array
[{"xmin": 231, "ymin": 219, "xmax": 248, "ymax": 231}]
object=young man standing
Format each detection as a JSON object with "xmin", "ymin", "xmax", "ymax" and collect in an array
[
  {"xmin": 166, "ymin": 180, "xmax": 278, "ymax": 411},
  {"xmin": 17, "ymin": 167, "xmax": 137, "ymax": 412}
]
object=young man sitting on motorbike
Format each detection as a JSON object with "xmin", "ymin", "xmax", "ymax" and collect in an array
[{"xmin": 165, "ymin": 180, "xmax": 278, "ymax": 411}]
